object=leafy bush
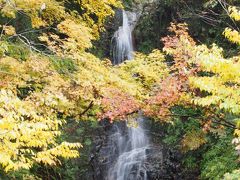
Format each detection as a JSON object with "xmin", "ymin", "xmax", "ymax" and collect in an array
[{"xmin": 200, "ymin": 136, "xmax": 239, "ymax": 179}]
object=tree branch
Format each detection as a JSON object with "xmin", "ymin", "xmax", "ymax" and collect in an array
[{"xmin": 80, "ymin": 101, "xmax": 94, "ymax": 117}]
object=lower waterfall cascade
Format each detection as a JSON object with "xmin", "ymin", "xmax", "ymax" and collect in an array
[{"xmin": 107, "ymin": 117, "xmax": 149, "ymax": 180}]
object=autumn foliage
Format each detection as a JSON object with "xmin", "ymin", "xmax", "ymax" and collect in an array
[
  {"xmin": 1, "ymin": 0, "xmax": 240, "ymax": 179},
  {"xmin": 100, "ymin": 88, "xmax": 140, "ymax": 122}
]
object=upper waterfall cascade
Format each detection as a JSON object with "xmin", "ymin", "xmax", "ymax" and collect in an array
[{"xmin": 111, "ymin": 10, "xmax": 138, "ymax": 65}]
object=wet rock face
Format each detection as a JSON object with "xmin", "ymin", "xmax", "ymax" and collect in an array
[
  {"xmin": 144, "ymin": 147, "xmax": 184, "ymax": 180},
  {"xmin": 88, "ymin": 120, "xmax": 185, "ymax": 180},
  {"xmin": 88, "ymin": 120, "xmax": 128, "ymax": 180}
]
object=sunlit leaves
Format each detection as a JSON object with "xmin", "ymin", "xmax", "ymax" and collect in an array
[
  {"xmin": 0, "ymin": 0, "xmax": 122, "ymax": 56},
  {"xmin": 2, "ymin": 25, "xmax": 16, "ymax": 36},
  {"xmin": 223, "ymin": 28, "xmax": 240, "ymax": 45},
  {"xmin": 159, "ymin": 22, "xmax": 240, "ymax": 157},
  {"xmin": 144, "ymin": 77, "xmax": 182, "ymax": 120},
  {"xmin": 189, "ymin": 45, "xmax": 240, "ymax": 114},
  {"xmin": 223, "ymin": 6, "xmax": 240, "ymax": 45},
  {"xmin": 119, "ymin": 50, "xmax": 169, "ymax": 91},
  {"xmin": 224, "ymin": 169, "xmax": 240, "ymax": 179},
  {"xmin": 163, "ymin": 23, "xmax": 240, "ymax": 118},
  {"xmin": 143, "ymin": 23, "xmax": 198, "ymax": 121},
  {"xmin": 0, "ymin": 50, "xmax": 86, "ymax": 173},
  {"xmin": 39, "ymin": 19, "xmax": 93, "ymax": 56},
  {"xmin": 228, "ymin": 6, "xmax": 240, "ymax": 21},
  {"xmin": 79, "ymin": 0, "xmax": 122, "ymax": 36},
  {"xmin": 1, "ymin": 0, "xmax": 66, "ymax": 27},
  {"xmin": 100, "ymin": 88, "xmax": 140, "ymax": 122},
  {"xmin": 0, "ymin": 89, "xmax": 81, "ymax": 172},
  {"xmin": 181, "ymin": 130, "xmax": 207, "ymax": 152}
]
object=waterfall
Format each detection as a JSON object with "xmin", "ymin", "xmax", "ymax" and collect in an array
[
  {"xmin": 107, "ymin": 9, "xmax": 149, "ymax": 180},
  {"xmin": 107, "ymin": 116, "xmax": 149, "ymax": 180},
  {"xmin": 111, "ymin": 10, "xmax": 137, "ymax": 65}
]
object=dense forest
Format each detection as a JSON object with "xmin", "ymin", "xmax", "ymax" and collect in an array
[{"xmin": 0, "ymin": 0, "xmax": 240, "ymax": 179}]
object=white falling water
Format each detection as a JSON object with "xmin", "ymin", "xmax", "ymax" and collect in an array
[
  {"xmin": 111, "ymin": 10, "xmax": 137, "ymax": 65},
  {"xmin": 107, "ymin": 116, "xmax": 149, "ymax": 180},
  {"xmin": 107, "ymin": 9, "xmax": 148, "ymax": 180}
]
